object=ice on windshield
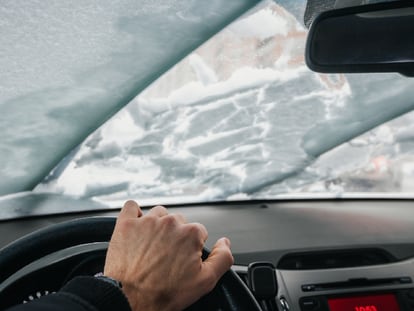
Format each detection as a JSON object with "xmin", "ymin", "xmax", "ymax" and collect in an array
[
  {"xmin": 36, "ymin": 1, "xmax": 414, "ymax": 206},
  {"xmin": 0, "ymin": 0, "xmax": 259, "ymax": 196}
]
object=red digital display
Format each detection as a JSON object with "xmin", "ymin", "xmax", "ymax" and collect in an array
[{"xmin": 328, "ymin": 294, "xmax": 400, "ymax": 311}]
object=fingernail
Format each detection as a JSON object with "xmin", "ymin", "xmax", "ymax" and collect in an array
[
  {"xmin": 222, "ymin": 237, "xmax": 231, "ymax": 247},
  {"xmin": 124, "ymin": 200, "xmax": 137, "ymax": 208}
]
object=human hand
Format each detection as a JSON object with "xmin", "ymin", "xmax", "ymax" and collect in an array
[{"xmin": 104, "ymin": 200, "xmax": 234, "ymax": 311}]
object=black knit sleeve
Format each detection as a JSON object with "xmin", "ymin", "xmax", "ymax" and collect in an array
[{"xmin": 5, "ymin": 276, "xmax": 132, "ymax": 311}]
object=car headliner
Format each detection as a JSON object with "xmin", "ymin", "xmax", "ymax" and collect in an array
[{"xmin": 0, "ymin": 0, "xmax": 260, "ymax": 197}]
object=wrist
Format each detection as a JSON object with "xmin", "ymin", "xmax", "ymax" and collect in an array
[{"xmin": 62, "ymin": 276, "xmax": 131, "ymax": 311}]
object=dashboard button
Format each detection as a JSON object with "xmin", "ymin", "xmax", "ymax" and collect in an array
[
  {"xmin": 302, "ymin": 284, "xmax": 315, "ymax": 292},
  {"xmin": 300, "ymin": 298, "xmax": 319, "ymax": 310},
  {"xmin": 400, "ymin": 277, "xmax": 412, "ymax": 284}
]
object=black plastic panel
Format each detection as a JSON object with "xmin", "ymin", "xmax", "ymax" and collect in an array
[{"xmin": 1, "ymin": 199, "xmax": 414, "ymax": 266}]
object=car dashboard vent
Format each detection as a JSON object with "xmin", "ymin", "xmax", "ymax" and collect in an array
[{"xmin": 277, "ymin": 248, "xmax": 396, "ymax": 270}]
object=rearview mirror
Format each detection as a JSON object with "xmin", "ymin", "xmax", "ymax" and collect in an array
[{"xmin": 305, "ymin": 1, "xmax": 414, "ymax": 76}]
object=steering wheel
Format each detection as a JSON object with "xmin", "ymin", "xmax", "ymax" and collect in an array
[{"xmin": 0, "ymin": 217, "xmax": 261, "ymax": 311}]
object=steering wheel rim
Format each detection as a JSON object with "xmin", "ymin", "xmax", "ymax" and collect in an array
[{"xmin": 0, "ymin": 217, "xmax": 261, "ymax": 311}]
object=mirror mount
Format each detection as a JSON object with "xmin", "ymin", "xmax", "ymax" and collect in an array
[{"xmin": 306, "ymin": 1, "xmax": 414, "ymax": 76}]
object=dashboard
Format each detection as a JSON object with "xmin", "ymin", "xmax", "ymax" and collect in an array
[{"xmin": 1, "ymin": 199, "xmax": 414, "ymax": 311}]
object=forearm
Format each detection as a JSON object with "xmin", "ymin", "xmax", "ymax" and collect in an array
[{"xmin": 5, "ymin": 276, "xmax": 131, "ymax": 311}]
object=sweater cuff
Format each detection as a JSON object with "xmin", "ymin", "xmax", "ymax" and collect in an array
[{"xmin": 61, "ymin": 276, "xmax": 132, "ymax": 311}]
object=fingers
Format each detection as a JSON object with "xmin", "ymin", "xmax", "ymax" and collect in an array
[
  {"xmin": 147, "ymin": 205, "xmax": 169, "ymax": 217},
  {"xmin": 190, "ymin": 222, "xmax": 208, "ymax": 242},
  {"xmin": 146, "ymin": 206, "xmax": 187, "ymax": 225},
  {"xmin": 202, "ymin": 238, "xmax": 234, "ymax": 287},
  {"xmin": 174, "ymin": 213, "xmax": 187, "ymax": 224},
  {"xmin": 118, "ymin": 200, "xmax": 143, "ymax": 220}
]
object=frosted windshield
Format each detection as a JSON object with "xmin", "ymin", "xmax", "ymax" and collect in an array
[
  {"xmin": 35, "ymin": 1, "xmax": 414, "ymax": 207},
  {"xmin": 0, "ymin": 0, "xmax": 258, "ymax": 196}
]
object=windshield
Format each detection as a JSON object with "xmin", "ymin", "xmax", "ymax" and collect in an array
[
  {"xmin": 33, "ymin": 0, "xmax": 414, "ymax": 207},
  {"xmin": 3, "ymin": 1, "xmax": 414, "ymax": 216}
]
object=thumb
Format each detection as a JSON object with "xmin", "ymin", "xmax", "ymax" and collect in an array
[{"xmin": 202, "ymin": 238, "xmax": 234, "ymax": 289}]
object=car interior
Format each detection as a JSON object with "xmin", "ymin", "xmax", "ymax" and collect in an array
[{"xmin": 1, "ymin": 1, "xmax": 414, "ymax": 311}]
